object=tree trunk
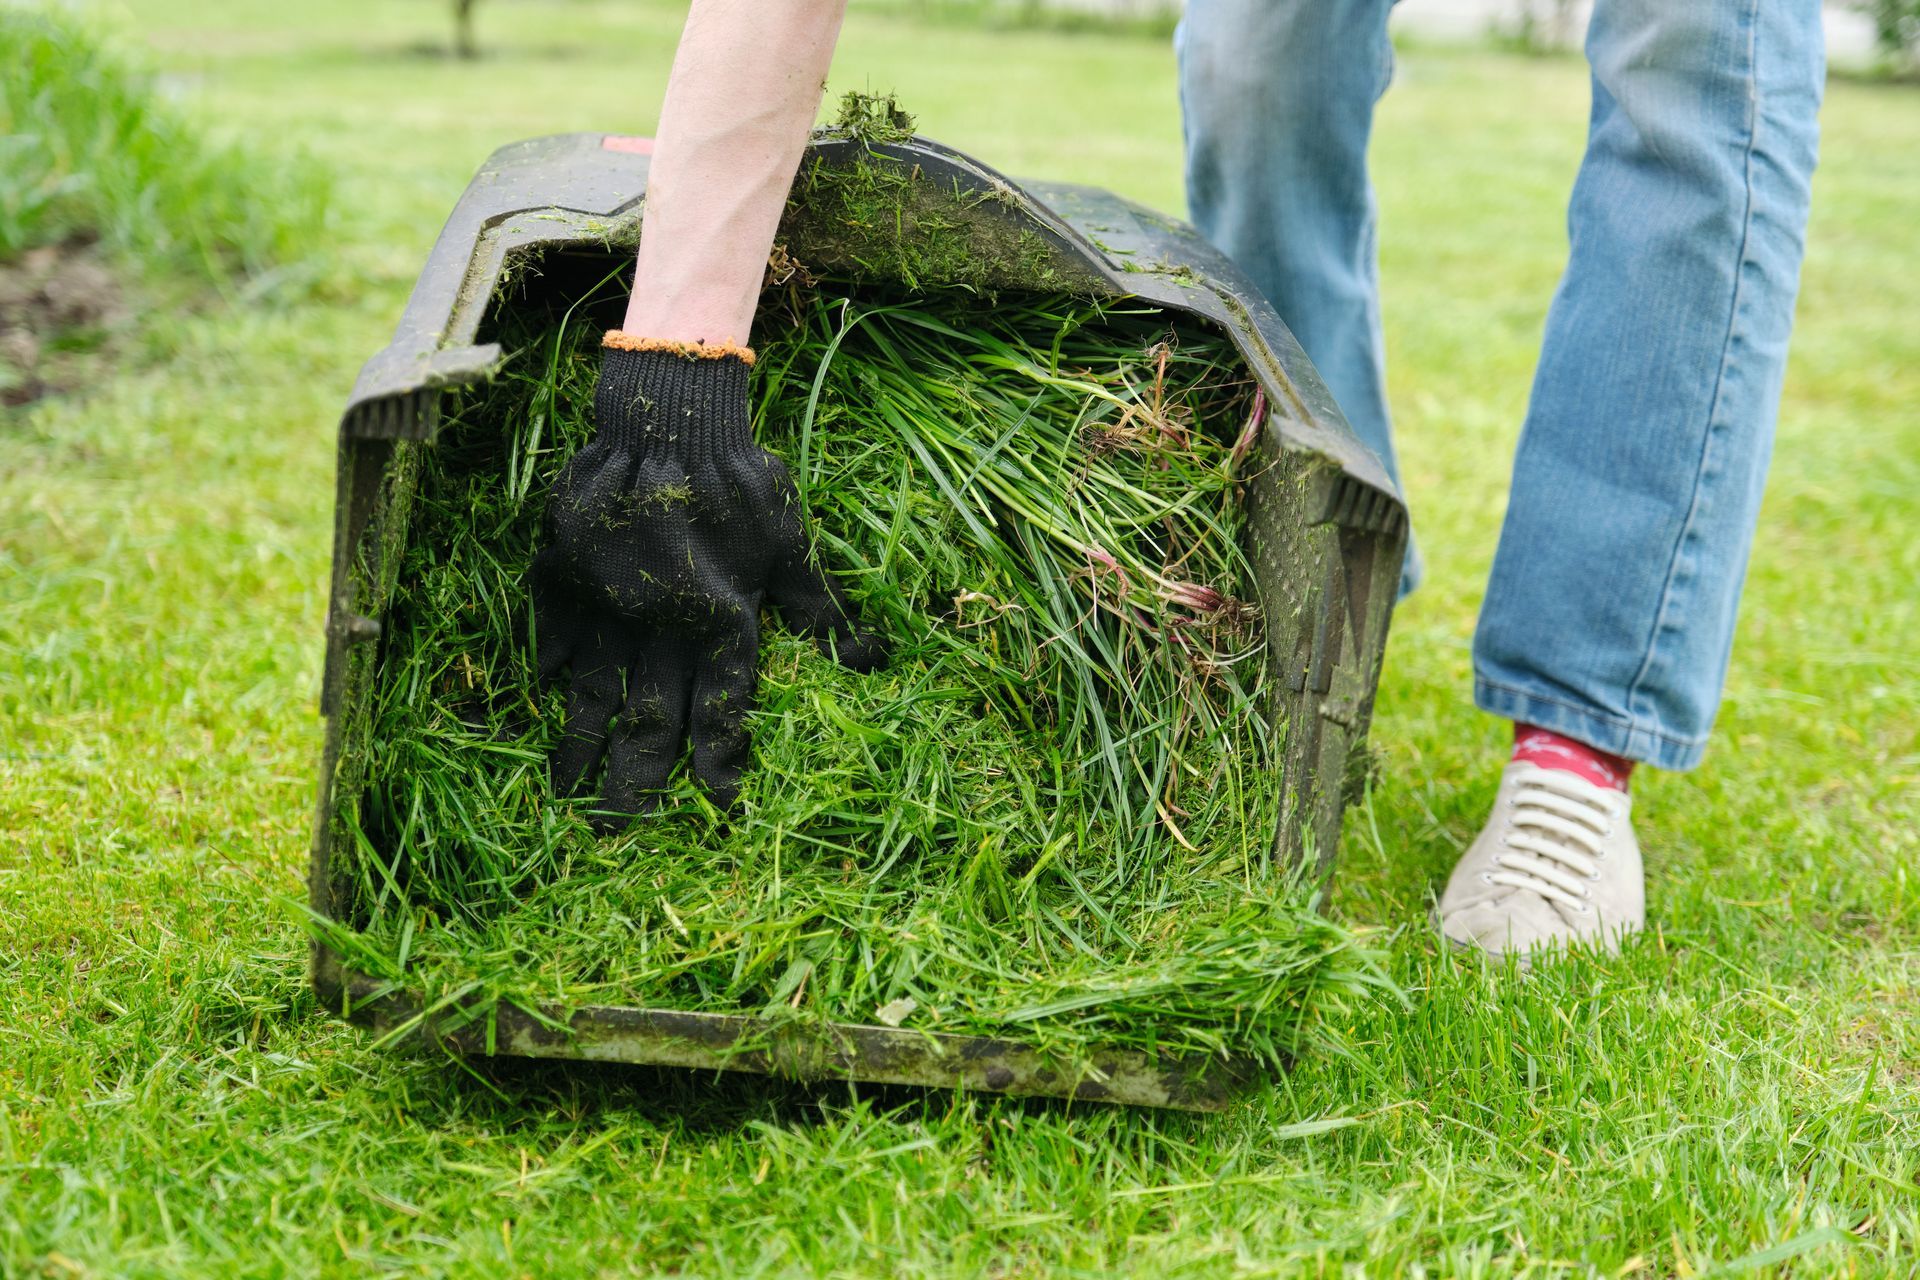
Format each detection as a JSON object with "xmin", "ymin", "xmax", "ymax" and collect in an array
[{"xmin": 453, "ymin": 0, "xmax": 477, "ymax": 59}]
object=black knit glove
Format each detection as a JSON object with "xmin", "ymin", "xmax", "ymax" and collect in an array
[{"xmin": 529, "ymin": 336, "xmax": 886, "ymax": 831}]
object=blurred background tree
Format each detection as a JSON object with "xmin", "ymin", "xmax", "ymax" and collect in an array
[
  {"xmin": 1499, "ymin": 0, "xmax": 1580, "ymax": 54},
  {"xmin": 1855, "ymin": 0, "xmax": 1920, "ymax": 70},
  {"xmin": 453, "ymin": 0, "xmax": 478, "ymax": 58}
]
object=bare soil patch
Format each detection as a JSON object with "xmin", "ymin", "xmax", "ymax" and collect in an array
[{"xmin": 0, "ymin": 238, "xmax": 127, "ymax": 408}]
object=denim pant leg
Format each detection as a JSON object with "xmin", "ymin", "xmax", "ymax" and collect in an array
[
  {"xmin": 1473, "ymin": 0, "xmax": 1825, "ymax": 770},
  {"xmin": 1176, "ymin": 0, "xmax": 1421, "ymax": 596}
]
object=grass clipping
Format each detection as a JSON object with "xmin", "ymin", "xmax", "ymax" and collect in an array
[{"xmin": 327, "ymin": 278, "xmax": 1387, "ymax": 1072}]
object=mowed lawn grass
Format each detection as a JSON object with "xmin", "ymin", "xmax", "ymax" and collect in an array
[{"xmin": 3, "ymin": 1, "xmax": 1916, "ymax": 1274}]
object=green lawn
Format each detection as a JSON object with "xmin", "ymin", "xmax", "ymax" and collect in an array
[{"xmin": 4, "ymin": 1, "xmax": 1917, "ymax": 1275}]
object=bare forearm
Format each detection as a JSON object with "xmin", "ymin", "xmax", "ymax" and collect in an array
[{"xmin": 621, "ymin": 0, "xmax": 847, "ymax": 347}]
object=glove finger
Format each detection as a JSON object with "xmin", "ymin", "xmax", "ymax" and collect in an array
[
  {"xmin": 528, "ymin": 547, "xmax": 582, "ymax": 688},
  {"xmin": 737, "ymin": 451, "xmax": 886, "ymax": 672},
  {"xmin": 687, "ymin": 602, "xmax": 761, "ymax": 809},
  {"xmin": 764, "ymin": 539, "xmax": 888, "ymax": 673},
  {"xmin": 550, "ymin": 622, "xmax": 627, "ymax": 802},
  {"xmin": 595, "ymin": 632, "xmax": 694, "ymax": 832}
]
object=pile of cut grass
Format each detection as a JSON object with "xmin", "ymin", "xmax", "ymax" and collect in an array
[{"xmin": 320, "ymin": 274, "xmax": 1387, "ymax": 1068}]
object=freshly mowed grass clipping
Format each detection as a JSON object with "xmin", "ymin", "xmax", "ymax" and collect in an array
[{"xmin": 324, "ymin": 278, "xmax": 1386, "ymax": 1066}]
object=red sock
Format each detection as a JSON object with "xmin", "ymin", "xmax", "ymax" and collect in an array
[{"xmin": 1511, "ymin": 723, "xmax": 1633, "ymax": 792}]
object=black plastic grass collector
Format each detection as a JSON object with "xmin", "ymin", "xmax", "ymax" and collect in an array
[{"xmin": 311, "ymin": 132, "xmax": 1407, "ymax": 1110}]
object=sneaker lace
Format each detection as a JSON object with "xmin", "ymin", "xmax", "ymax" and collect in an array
[{"xmin": 1487, "ymin": 770, "xmax": 1624, "ymax": 914}]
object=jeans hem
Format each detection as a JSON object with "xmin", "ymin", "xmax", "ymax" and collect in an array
[{"xmin": 1473, "ymin": 677, "xmax": 1707, "ymax": 772}]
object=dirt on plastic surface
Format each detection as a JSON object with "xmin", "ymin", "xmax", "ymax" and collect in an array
[{"xmin": 0, "ymin": 237, "xmax": 126, "ymax": 408}]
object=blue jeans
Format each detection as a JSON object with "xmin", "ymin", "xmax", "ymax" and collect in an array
[{"xmin": 1179, "ymin": 0, "xmax": 1825, "ymax": 770}]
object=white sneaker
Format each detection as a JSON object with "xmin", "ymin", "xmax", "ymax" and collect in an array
[{"xmin": 1435, "ymin": 761, "xmax": 1644, "ymax": 961}]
